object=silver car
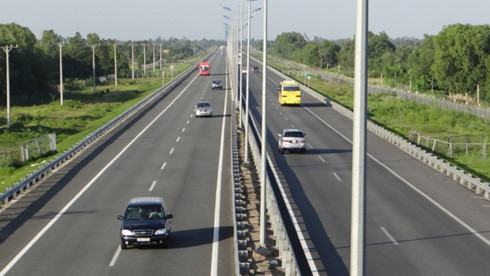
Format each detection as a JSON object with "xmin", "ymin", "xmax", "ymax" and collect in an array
[
  {"xmin": 278, "ymin": 129, "xmax": 306, "ymax": 154},
  {"xmin": 195, "ymin": 101, "xmax": 213, "ymax": 117}
]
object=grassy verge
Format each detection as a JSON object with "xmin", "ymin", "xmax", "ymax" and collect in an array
[
  {"xmin": 0, "ymin": 63, "xmax": 191, "ymax": 193},
  {"xmin": 267, "ymin": 58, "xmax": 490, "ymax": 183}
]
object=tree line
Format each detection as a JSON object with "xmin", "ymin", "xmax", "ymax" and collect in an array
[
  {"xmin": 253, "ymin": 23, "xmax": 489, "ymax": 102},
  {"xmin": 0, "ymin": 23, "xmax": 221, "ymax": 106}
]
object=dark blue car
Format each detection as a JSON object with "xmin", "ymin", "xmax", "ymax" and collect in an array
[{"xmin": 118, "ymin": 197, "xmax": 173, "ymax": 249}]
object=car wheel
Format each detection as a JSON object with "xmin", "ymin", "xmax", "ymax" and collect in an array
[
  {"xmin": 121, "ymin": 241, "xmax": 127, "ymax": 250},
  {"xmin": 301, "ymin": 148, "xmax": 306, "ymax": 154},
  {"xmin": 279, "ymin": 148, "xmax": 285, "ymax": 154}
]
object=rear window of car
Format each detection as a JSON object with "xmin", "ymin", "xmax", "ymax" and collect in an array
[
  {"xmin": 197, "ymin": 103, "xmax": 210, "ymax": 108},
  {"xmin": 284, "ymin": 131, "xmax": 304, "ymax": 138}
]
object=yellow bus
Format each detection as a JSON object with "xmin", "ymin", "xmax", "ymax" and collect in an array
[{"xmin": 278, "ymin": 80, "xmax": 301, "ymax": 105}]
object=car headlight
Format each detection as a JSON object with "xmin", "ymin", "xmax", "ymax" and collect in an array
[
  {"xmin": 121, "ymin": 229, "xmax": 133, "ymax": 236},
  {"xmin": 154, "ymin": 229, "xmax": 167, "ymax": 235}
]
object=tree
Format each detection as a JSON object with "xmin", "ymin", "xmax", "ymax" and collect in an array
[
  {"xmin": 432, "ymin": 24, "xmax": 490, "ymax": 96},
  {"xmin": 271, "ymin": 32, "xmax": 307, "ymax": 60}
]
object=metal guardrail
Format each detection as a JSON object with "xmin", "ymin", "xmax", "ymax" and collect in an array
[
  {"xmin": 236, "ymin": 100, "xmax": 302, "ymax": 275},
  {"xmin": 0, "ymin": 57, "xmax": 205, "ymax": 206}
]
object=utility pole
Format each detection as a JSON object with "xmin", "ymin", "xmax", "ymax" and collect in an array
[
  {"xmin": 152, "ymin": 44, "xmax": 156, "ymax": 73},
  {"xmin": 159, "ymin": 44, "xmax": 163, "ymax": 71},
  {"xmin": 55, "ymin": 41, "xmax": 64, "ymax": 105},
  {"xmin": 114, "ymin": 42, "xmax": 118, "ymax": 86},
  {"xmin": 131, "ymin": 43, "xmax": 135, "ymax": 79},
  {"xmin": 2, "ymin": 44, "xmax": 18, "ymax": 128},
  {"xmin": 142, "ymin": 43, "xmax": 147, "ymax": 77},
  {"xmin": 89, "ymin": 44, "xmax": 98, "ymax": 93}
]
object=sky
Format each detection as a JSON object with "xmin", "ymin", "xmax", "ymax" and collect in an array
[{"xmin": 0, "ymin": 0, "xmax": 489, "ymax": 42}]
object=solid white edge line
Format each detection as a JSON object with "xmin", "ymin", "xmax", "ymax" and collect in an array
[
  {"xmin": 266, "ymin": 153, "xmax": 320, "ymax": 275},
  {"xmin": 210, "ymin": 70, "xmax": 229, "ymax": 276},
  {"xmin": 0, "ymin": 72, "xmax": 201, "ymax": 276},
  {"xmin": 302, "ymin": 105, "xmax": 490, "ymax": 247}
]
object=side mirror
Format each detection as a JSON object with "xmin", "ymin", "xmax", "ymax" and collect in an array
[
  {"xmin": 166, "ymin": 214, "xmax": 174, "ymax": 219},
  {"xmin": 117, "ymin": 215, "xmax": 124, "ymax": 220}
]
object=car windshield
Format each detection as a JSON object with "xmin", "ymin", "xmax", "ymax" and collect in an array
[
  {"xmin": 284, "ymin": 131, "xmax": 304, "ymax": 138},
  {"xmin": 283, "ymin": 86, "xmax": 300, "ymax": 91},
  {"xmin": 197, "ymin": 103, "xmax": 210, "ymax": 108},
  {"xmin": 124, "ymin": 206, "xmax": 164, "ymax": 220}
]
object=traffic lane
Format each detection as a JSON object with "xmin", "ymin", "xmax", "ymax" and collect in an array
[
  {"xmin": 364, "ymin": 159, "xmax": 490, "ymax": 275},
  {"xmin": 0, "ymin": 63, "xmax": 234, "ymax": 274}
]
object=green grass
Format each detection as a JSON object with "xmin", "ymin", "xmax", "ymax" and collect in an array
[
  {"xmin": 0, "ymin": 63, "xmax": 191, "ymax": 193},
  {"xmin": 267, "ymin": 58, "xmax": 490, "ymax": 183}
]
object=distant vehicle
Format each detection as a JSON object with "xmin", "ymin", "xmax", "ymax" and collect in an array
[
  {"xmin": 118, "ymin": 197, "xmax": 173, "ymax": 249},
  {"xmin": 211, "ymin": 80, "xmax": 223, "ymax": 90},
  {"xmin": 199, "ymin": 62, "xmax": 210, "ymax": 76},
  {"xmin": 252, "ymin": 66, "xmax": 260, "ymax": 73},
  {"xmin": 278, "ymin": 80, "xmax": 301, "ymax": 105},
  {"xmin": 278, "ymin": 129, "xmax": 306, "ymax": 154},
  {"xmin": 195, "ymin": 101, "xmax": 213, "ymax": 117}
]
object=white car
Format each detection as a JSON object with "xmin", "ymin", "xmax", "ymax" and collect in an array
[
  {"xmin": 278, "ymin": 129, "xmax": 306, "ymax": 154},
  {"xmin": 195, "ymin": 101, "xmax": 213, "ymax": 117}
]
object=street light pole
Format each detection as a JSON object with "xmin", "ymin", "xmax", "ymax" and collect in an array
[
  {"xmin": 351, "ymin": 0, "xmax": 368, "ymax": 275},
  {"xmin": 2, "ymin": 44, "xmax": 18, "ymax": 128},
  {"xmin": 244, "ymin": 0, "xmax": 254, "ymax": 164},
  {"xmin": 259, "ymin": 0, "xmax": 268, "ymax": 248},
  {"xmin": 238, "ymin": 0, "xmax": 243, "ymax": 128}
]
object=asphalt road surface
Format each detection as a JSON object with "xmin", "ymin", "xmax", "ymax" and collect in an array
[{"xmin": 0, "ymin": 53, "xmax": 234, "ymax": 276}]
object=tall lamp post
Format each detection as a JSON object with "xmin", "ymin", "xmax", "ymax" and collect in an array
[
  {"xmin": 351, "ymin": 0, "xmax": 368, "ymax": 275},
  {"xmin": 2, "ymin": 44, "xmax": 18, "ymax": 128},
  {"xmin": 259, "ymin": 0, "xmax": 268, "ymax": 248},
  {"xmin": 243, "ymin": 0, "xmax": 260, "ymax": 164}
]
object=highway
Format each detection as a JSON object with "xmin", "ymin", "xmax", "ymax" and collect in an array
[
  {"xmin": 0, "ymin": 53, "xmax": 234, "ymax": 275},
  {"xmin": 2, "ymin": 49, "xmax": 490, "ymax": 276},
  {"xmin": 244, "ymin": 58, "xmax": 490, "ymax": 275}
]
